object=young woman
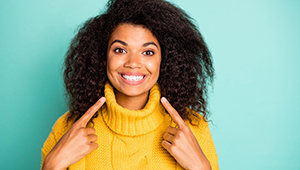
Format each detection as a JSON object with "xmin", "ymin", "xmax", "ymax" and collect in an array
[{"xmin": 41, "ymin": 0, "xmax": 218, "ymax": 169}]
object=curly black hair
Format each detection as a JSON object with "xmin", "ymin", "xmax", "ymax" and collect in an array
[{"xmin": 64, "ymin": 0, "xmax": 214, "ymax": 125}]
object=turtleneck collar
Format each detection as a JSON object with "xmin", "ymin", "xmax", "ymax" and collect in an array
[{"xmin": 101, "ymin": 82, "xmax": 166, "ymax": 136}]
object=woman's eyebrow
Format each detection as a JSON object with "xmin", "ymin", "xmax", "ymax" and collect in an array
[
  {"xmin": 110, "ymin": 39, "xmax": 127, "ymax": 46},
  {"xmin": 143, "ymin": 42, "xmax": 158, "ymax": 48},
  {"xmin": 110, "ymin": 40, "xmax": 158, "ymax": 48}
]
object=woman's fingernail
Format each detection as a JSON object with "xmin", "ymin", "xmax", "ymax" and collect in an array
[
  {"xmin": 161, "ymin": 97, "xmax": 166, "ymax": 103},
  {"xmin": 100, "ymin": 97, "xmax": 106, "ymax": 102}
]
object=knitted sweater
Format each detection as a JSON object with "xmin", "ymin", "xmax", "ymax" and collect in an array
[{"xmin": 41, "ymin": 83, "xmax": 219, "ymax": 170}]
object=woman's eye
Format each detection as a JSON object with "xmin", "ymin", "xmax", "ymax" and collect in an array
[
  {"xmin": 143, "ymin": 50, "xmax": 154, "ymax": 56},
  {"xmin": 114, "ymin": 48, "xmax": 126, "ymax": 54}
]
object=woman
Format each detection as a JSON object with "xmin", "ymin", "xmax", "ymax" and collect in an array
[{"xmin": 41, "ymin": 0, "xmax": 218, "ymax": 169}]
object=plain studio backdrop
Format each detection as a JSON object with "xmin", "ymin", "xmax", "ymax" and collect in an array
[{"xmin": 0, "ymin": 0, "xmax": 299, "ymax": 169}]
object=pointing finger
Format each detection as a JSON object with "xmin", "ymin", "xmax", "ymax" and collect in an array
[
  {"xmin": 161, "ymin": 97, "xmax": 186, "ymax": 129},
  {"xmin": 77, "ymin": 97, "xmax": 106, "ymax": 127}
]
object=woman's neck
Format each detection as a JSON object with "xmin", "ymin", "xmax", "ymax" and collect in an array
[{"xmin": 114, "ymin": 89, "xmax": 149, "ymax": 110}]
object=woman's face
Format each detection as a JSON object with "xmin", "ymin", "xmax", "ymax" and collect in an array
[{"xmin": 106, "ymin": 23, "xmax": 161, "ymax": 98}]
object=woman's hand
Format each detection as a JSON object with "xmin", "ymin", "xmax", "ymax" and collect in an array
[
  {"xmin": 161, "ymin": 97, "xmax": 211, "ymax": 170},
  {"xmin": 42, "ymin": 97, "xmax": 106, "ymax": 170}
]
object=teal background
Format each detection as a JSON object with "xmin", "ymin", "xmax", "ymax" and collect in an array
[{"xmin": 0, "ymin": 0, "xmax": 299, "ymax": 169}]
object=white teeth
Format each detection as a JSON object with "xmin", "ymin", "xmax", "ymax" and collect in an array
[{"xmin": 122, "ymin": 75, "xmax": 144, "ymax": 81}]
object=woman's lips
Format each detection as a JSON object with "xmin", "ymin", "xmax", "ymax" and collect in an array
[{"xmin": 119, "ymin": 72, "xmax": 147, "ymax": 85}]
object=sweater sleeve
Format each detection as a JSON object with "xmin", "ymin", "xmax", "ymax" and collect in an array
[
  {"xmin": 41, "ymin": 130, "xmax": 57, "ymax": 169},
  {"xmin": 189, "ymin": 119, "xmax": 219, "ymax": 170},
  {"xmin": 41, "ymin": 112, "xmax": 72, "ymax": 169}
]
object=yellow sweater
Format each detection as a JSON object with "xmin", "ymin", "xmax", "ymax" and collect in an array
[{"xmin": 41, "ymin": 83, "xmax": 219, "ymax": 170}]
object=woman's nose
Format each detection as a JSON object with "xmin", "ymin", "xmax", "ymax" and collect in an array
[{"xmin": 124, "ymin": 52, "xmax": 142, "ymax": 69}]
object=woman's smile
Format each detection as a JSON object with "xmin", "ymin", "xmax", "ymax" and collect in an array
[{"xmin": 119, "ymin": 72, "xmax": 147, "ymax": 85}]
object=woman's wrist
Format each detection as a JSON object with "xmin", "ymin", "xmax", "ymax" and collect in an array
[
  {"xmin": 186, "ymin": 158, "xmax": 211, "ymax": 170},
  {"xmin": 42, "ymin": 152, "xmax": 66, "ymax": 170}
]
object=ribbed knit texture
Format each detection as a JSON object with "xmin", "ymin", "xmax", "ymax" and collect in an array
[{"xmin": 41, "ymin": 82, "xmax": 219, "ymax": 170}]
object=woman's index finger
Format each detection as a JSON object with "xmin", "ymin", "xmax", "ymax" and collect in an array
[
  {"xmin": 77, "ymin": 97, "xmax": 106, "ymax": 127},
  {"xmin": 161, "ymin": 97, "xmax": 185, "ymax": 129}
]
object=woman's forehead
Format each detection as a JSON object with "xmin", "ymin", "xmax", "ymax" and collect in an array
[{"xmin": 108, "ymin": 23, "xmax": 160, "ymax": 48}]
